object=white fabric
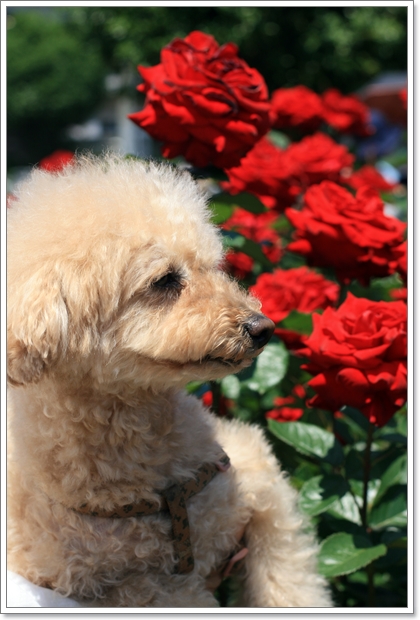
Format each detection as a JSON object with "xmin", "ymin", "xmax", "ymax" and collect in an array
[{"xmin": 7, "ymin": 571, "xmax": 82, "ymax": 608}]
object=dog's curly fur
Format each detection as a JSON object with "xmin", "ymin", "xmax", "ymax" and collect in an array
[{"xmin": 7, "ymin": 154, "xmax": 332, "ymax": 607}]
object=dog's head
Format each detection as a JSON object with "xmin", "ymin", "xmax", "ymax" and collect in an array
[{"xmin": 7, "ymin": 154, "xmax": 274, "ymax": 392}]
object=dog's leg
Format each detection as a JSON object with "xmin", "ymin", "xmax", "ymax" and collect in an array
[{"xmin": 213, "ymin": 416, "xmax": 333, "ymax": 608}]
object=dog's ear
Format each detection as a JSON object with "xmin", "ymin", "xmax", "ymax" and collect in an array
[{"xmin": 7, "ymin": 272, "xmax": 68, "ymax": 386}]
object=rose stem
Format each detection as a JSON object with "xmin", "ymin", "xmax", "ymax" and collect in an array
[{"xmin": 361, "ymin": 421, "xmax": 375, "ymax": 606}]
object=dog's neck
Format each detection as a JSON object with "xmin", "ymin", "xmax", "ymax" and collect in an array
[{"xmin": 8, "ymin": 377, "xmax": 188, "ymax": 508}]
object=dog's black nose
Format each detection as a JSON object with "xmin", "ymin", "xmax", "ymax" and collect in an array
[{"xmin": 244, "ymin": 314, "xmax": 275, "ymax": 349}]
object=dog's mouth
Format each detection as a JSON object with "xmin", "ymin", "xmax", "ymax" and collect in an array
[
  {"xmin": 201, "ymin": 349, "xmax": 263, "ymax": 368},
  {"xmin": 201, "ymin": 355, "xmax": 245, "ymax": 368},
  {"xmin": 144, "ymin": 347, "xmax": 263, "ymax": 371}
]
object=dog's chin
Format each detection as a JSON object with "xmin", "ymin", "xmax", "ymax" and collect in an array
[
  {"xmin": 147, "ymin": 346, "xmax": 265, "ymax": 373},
  {"xmin": 200, "ymin": 346, "xmax": 266, "ymax": 369}
]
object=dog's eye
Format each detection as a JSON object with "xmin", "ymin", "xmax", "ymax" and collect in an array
[{"xmin": 153, "ymin": 272, "xmax": 182, "ymax": 289}]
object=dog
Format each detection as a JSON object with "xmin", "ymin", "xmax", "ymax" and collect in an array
[{"xmin": 7, "ymin": 154, "xmax": 332, "ymax": 607}]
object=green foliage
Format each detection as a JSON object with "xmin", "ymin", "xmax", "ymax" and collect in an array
[
  {"xmin": 200, "ymin": 173, "xmax": 408, "ymax": 605},
  {"xmin": 268, "ymin": 420, "xmax": 344, "ymax": 465},
  {"xmin": 221, "ymin": 230, "xmax": 274, "ymax": 270},
  {"xmin": 60, "ymin": 5, "xmax": 407, "ymax": 93},
  {"xmin": 241, "ymin": 341, "xmax": 289, "ymax": 394},
  {"xmin": 7, "ymin": 10, "xmax": 106, "ymax": 165},
  {"xmin": 299, "ymin": 475, "xmax": 350, "ymax": 517},
  {"xmin": 7, "ymin": 6, "xmax": 407, "ymax": 166},
  {"xmin": 318, "ymin": 533, "xmax": 387, "ymax": 578},
  {"xmin": 260, "ymin": 391, "xmax": 407, "ymax": 606}
]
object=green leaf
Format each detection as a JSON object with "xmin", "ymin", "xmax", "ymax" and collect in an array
[
  {"xmin": 327, "ymin": 492, "xmax": 362, "ymax": 525},
  {"xmin": 318, "ymin": 533, "xmax": 387, "ymax": 577},
  {"xmin": 373, "ymin": 454, "xmax": 407, "ymax": 506},
  {"xmin": 267, "ymin": 421, "xmax": 344, "ymax": 465},
  {"xmin": 374, "ymin": 433, "xmax": 407, "ymax": 445},
  {"xmin": 348, "ymin": 478, "xmax": 381, "ymax": 509},
  {"xmin": 220, "ymin": 375, "xmax": 241, "ymax": 399},
  {"xmin": 243, "ymin": 341, "xmax": 289, "ymax": 394},
  {"xmin": 220, "ymin": 230, "xmax": 273, "ymax": 269},
  {"xmin": 299, "ymin": 474, "xmax": 350, "ymax": 516},
  {"xmin": 333, "ymin": 418, "xmax": 356, "ymax": 445},
  {"xmin": 369, "ymin": 485, "xmax": 407, "ymax": 529},
  {"xmin": 186, "ymin": 381, "xmax": 204, "ymax": 394},
  {"xmin": 267, "ymin": 129, "xmax": 291, "ymax": 149},
  {"xmin": 381, "ymin": 529, "xmax": 407, "ymax": 546},
  {"xmin": 279, "ymin": 310, "xmax": 315, "ymax": 334},
  {"xmin": 341, "ymin": 406, "xmax": 370, "ymax": 432},
  {"xmin": 211, "ymin": 191, "xmax": 267, "ymax": 214},
  {"xmin": 394, "ymin": 408, "xmax": 408, "ymax": 436},
  {"xmin": 293, "ymin": 461, "xmax": 322, "ymax": 486},
  {"xmin": 209, "ymin": 202, "xmax": 233, "ymax": 225}
]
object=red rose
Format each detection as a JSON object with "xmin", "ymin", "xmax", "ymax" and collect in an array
[
  {"xmin": 222, "ymin": 133, "xmax": 354, "ymax": 212},
  {"xmin": 286, "ymin": 132, "xmax": 354, "ymax": 188},
  {"xmin": 270, "ymin": 86, "xmax": 324, "ymax": 132},
  {"xmin": 266, "ymin": 385, "xmax": 306, "ymax": 422},
  {"xmin": 221, "ymin": 136, "xmax": 301, "ymax": 211},
  {"xmin": 321, "ymin": 88, "xmax": 373, "ymax": 136},
  {"xmin": 273, "ymin": 327, "xmax": 308, "ymax": 351},
  {"xmin": 201, "ymin": 390, "xmax": 232, "ymax": 416},
  {"xmin": 286, "ymin": 181, "xmax": 406, "ymax": 285},
  {"xmin": 223, "ymin": 208, "xmax": 282, "ymax": 261},
  {"xmin": 222, "ymin": 207, "xmax": 282, "ymax": 278},
  {"xmin": 391, "ymin": 241, "xmax": 407, "ymax": 302},
  {"xmin": 399, "ymin": 87, "xmax": 407, "ymax": 110},
  {"xmin": 395, "ymin": 241, "xmax": 407, "ymax": 284},
  {"xmin": 38, "ymin": 150, "xmax": 75, "ymax": 172},
  {"xmin": 341, "ymin": 165, "xmax": 397, "ymax": 193},
  {"xmin": 128, "ymin": 31, "xmax": 271, "ymax": 169},
  {"xmin": 224, "ymin": 250, "xmax": 254, "ymax": 280},
  {"xmin": 301, "ymin": 293, "xmax": 407, "ymax": 427},
  {"xmin": 266, "ymin": 405, "xmax": 304, "ymax": 422},
  {"xmin": 250, "ymin": 266, "xmax": 339, "ymax": 324}
]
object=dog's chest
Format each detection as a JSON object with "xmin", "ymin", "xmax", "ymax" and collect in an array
[{"xmin": 79, "ymin": 464, "xmax": 241, "ymax": 583}]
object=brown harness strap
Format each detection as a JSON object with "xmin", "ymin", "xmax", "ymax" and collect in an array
[{"xmin": 73, "ymin": 452, "xmax": 230, "ymax": 574}]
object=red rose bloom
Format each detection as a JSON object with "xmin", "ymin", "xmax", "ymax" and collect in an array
[
  {"xmin": 391, "ymin": 241, "xmax": 407, "ymax": 302},
  {"xmin": 250, "ymin": 266, "xmax": 339, "ymax": 324},
  {"xmin": 273, "ymin": 327, "xmax": 309, "ymax": 351},
  {"xmin": 221, "ymin": 136, "xmax": 301, "ymax": 211},
  {"xmin": 286, "ymin": 132, "xmax": 355, "ymax": 188},
  {"xmin": 321, "ymin": 88, "xmax": 372, "ymax": 136},
  {"xmin": 223, "ymin": 208, "xmax": 282, "ymax": 263},
  {"xmin": 342, "ymin": 165, "xmax": 397, "ymax": 193},
  {"xmin": 286, "ymin": 181, "xmax": 406, "ymax": 285},
  {"xmin": 128, "ymin": 31, "xmax": 271, "ymax": 169},
  {"xmin": 266, "ymin": 384, "xmax": 306, "ymax": 422},
  {"xmin": 301, "ymin": 293, "xmax": 407, "ymax": 427},
  {"xmin": 224, "ymin": 250, "xmax": 254, "ymax": 280},
  {"xmin": 38, "ymin": 150, "xmax": 75, "ymax": 172},
  {"xmin": 266, "ymin": 405, "xmax": 304, "ymax": 422},
  {"xmin": 399, "ymin": 87, "xmax": 407, "ymax": 110},
  {"xmin": 201, "ymin": 390, "xmax": 232, "ymax": 416},
  {"xmin": 270, "ymin": 86, "xmax": 324, "ymax": 132},
  {"xmin": 222, "ymin": 207, "xmax": 282, "ymax": 277},
  {"xmin": 222, "ymin": 133, "xmax": 353, "ymax": 212}
]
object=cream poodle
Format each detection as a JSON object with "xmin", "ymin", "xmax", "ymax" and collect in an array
[{"xmin": 7, "ymin": 154, "xmax": 332, "ymax": 608}]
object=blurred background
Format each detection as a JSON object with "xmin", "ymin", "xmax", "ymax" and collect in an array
[{"xmin": 6, "ymin": 5, "xmax": 408, "ymax": 188}]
